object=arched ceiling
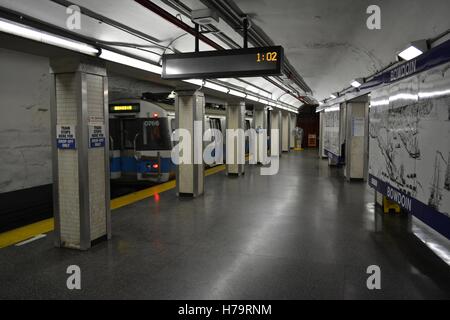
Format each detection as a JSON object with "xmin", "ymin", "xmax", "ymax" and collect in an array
[
  {"xmin": 1, "ymin": 0, "xmax": 450, "ymax": 104},
  {"xmin": 232, "ymin": 0, "xmax": 450, "ymax": 100}
]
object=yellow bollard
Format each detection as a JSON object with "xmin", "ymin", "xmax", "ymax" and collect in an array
[{"xmin": 383, "ymin": 196, "xmax": 401, "ymax": 214}]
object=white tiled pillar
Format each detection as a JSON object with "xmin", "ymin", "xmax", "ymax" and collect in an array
[
  {"xmin": 226, "ymin": 100, "xmax": 246, "ymax": 176},
  {"xmin": 175, "ymin": 89, "xmax": 205, "ymax": 197},
  {"xmin": 50, "ymin": 57, "xmax": 111, "ymax": 250},
  {"xmin": 281, "ymin": 111, "xmax": 290, "ymax": 153},
  {"xmin": 270, "ymin": 110, "xmax": 282, "ymax": 156},
  {"xmin": 253, "ymin": 107, "xmax": 267, "ymax": 164}
]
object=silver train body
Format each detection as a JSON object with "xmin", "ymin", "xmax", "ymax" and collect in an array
[{"xmin": 109, "ymin": 98, "xmax": 253, "ymax": 183}]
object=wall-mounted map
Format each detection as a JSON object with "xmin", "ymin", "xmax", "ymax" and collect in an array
[
  {"xmin": 323, "ymin": 108, "xmax": 341, "ymax": 157},
  {"xmin": 369, "ymin": 62, "xmax": 450, "ymax": 238}
]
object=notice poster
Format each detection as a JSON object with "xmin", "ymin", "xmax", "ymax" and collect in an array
[
  {"xmin": 89, "ymin": 124, "xmax": 106, "ymax": 148},
  {"xmin": 352, "ymin": 117, "xmax": 365, "ymax": 137},
  {"xmin": 56, "ymin": 125, "xmax": 76, "ymax": 149}
]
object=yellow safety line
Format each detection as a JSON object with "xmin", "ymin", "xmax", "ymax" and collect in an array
[
  {"xmin": 0, "ymin": 165, "xmax": 227, "ymax": 249},
  {"xmin": 0, "ymin": 218, "xmax": 54, "ymax": 249}
]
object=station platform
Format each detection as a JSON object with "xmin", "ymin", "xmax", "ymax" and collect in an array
[{"xmin": 1, "ymin": 150, "xmax": 449, "ymax": 300}]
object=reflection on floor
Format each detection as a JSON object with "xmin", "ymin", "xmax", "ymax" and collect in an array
[{"xmin": 1, "ymin": 150, "xmax": 449, "ymax": 299}]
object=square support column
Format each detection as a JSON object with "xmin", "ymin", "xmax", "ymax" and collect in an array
[
  {"xmin": 50, "ymin": 57, "xmax": 111, "ymax": 250},
  {"xmin": 344, "ymin": 96, "xmax": 369, "ymax": 181},
  {"xmin": 175, "ymin": 89, "xmax": 205, "ymax": 197},
  {"xmin": 253, "ymin": 107, "xmax": 268, "ymax": 164},
  {"xmin": 226, "ymin": 100, "xmax": 246, "ymax": 176},
  {"xmin": 270, "ymin": 110, "xmax": 282, "ymax": 156},
  {"xmin": 281, "ymin": 111, "xmax": 290, "ymax": 153}
]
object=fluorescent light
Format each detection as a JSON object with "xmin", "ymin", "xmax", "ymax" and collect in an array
[
  {"xmin": 259, "ymin": 99, "xmax": 269, "ymax": 105},
  {"xmin": 325, "ymin": 106, "xmax": 340, "ymax": 112},
  {"xmin": 398, "ymin": 46, "xmax": 423, "ymax": 61},
  {"xmin": 247, "ymin": 95, "xmax": 259, "ymax": 102},
  {"xmin": 229, "ymin": 89, "xmax": 246, "ymax": 98},
  {"xmin": 259, "ymin": 91, "xmax": 272, "ymax": 99},
  {"xmin": 351, "ymin": 78, "xmax": 364, "ymax": 88},
  {"xmin": 398, "ymin": 40, "xmax": 428, "ymax": 61},
  {"xmin": 183, "ymin": 79, "xmax": 204, "ymax": 86},
  {"xmin": 0, "ymin": 18, "xmax": 98, "ymax": 56},
  {"xmin": 204, "ymin": 81, "xmax": 229, "ymax": 93},
  {"xmin": 330, "ymin": 94, "xmax": 337, "ymax": 99},
  {"xmin": 100, "ymin": 49, "xmax": 162, "ymax": 74}
]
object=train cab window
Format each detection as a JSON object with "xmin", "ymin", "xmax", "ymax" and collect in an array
[
  {"xmin": 109, "ymin": 118, "xmax": 122, "ymax": 150},
  {"xmin": 122, "ymin": 119, "xmax": 140, "ymax": 150},
  {"xmin": 140, "ymin": 118, "xmax": 172, "ymax": 150}
]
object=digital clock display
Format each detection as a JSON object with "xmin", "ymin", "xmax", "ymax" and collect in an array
[
  {"xmin": 162, "ymin": 46, "xmax": 284, "ymax": 80},
  {"xmin": 257, "ymin": 51, "xmax": 278, "ymax": 62}
]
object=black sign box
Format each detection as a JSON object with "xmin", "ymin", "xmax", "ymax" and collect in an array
[{"xmin": 162, "ymin": 46, "xmax": 284, "ymax": 80}]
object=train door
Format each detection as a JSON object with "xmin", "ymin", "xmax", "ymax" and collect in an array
[
  {"xmin": 121, "ymin": 118, "xmax": 141, "ymax": 179},
  {"xmin": 211, "ymin": 118, "xmax": 223, "ymax": 165},
  {"xmin": 109, "ymin": 118, "xmax": 122, "ymax": 179},
  {"xmin": 245, "ymin": 119, "xmax": 252, "ymax": 155}
]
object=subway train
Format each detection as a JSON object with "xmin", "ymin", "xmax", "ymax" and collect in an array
[{"xmin": 109, "ymin": 97, "xmax": 253, "ymax": 183}]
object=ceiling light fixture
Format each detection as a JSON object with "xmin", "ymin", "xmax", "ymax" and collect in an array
[
  {"xmin": 100, "ymin": 49, "xmax": 162, "ymax": 74},
  {"xmin": 228, "ymin": 89, "xmax": 247, "ymax": 98},
  {"xmin": 398, "ymin": 40, "xmax": 428, "ymax": 61},
  {"xmin": 0, "ymin": 18, "xmax": 98, "ymax": 56},
  {"xmin": 203, "ymin": 81, "xmax": 229, "ymax": 93},
  {"xmin": 351, "ymin": 78, "xmax": 364, "ymax": 88}
]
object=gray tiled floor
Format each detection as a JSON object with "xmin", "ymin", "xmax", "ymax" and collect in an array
[{"xmin": 1, "ymin": 150, "xmax": 450, "ymax": 299}]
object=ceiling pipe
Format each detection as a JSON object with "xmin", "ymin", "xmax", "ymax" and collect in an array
[
  {"xmin": 198, "ymin": 0, "xmax": 311, "ymax": 103},
  {"xmin": 135, "ymin": 0, "xmax": 223, "ymax": 50},
  {"xmin": 50, "ymin": 0, "xmax": 163, "ymax": 45},
  {"xmin": 134, "ymin": 0, "xmax": 299, "ymax": 107}
]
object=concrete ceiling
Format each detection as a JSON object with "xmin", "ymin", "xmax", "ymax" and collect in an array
[
  {"xmin": 0, "ymin": 0, "xmax": 305, "ymax": 108},
  {"xmin": 233, "ymin": 0, "xmax": 450, "ymax": 100},
  {"xmin": 1, "ymin": 0, "xmax": 450, "ymax": 104}
]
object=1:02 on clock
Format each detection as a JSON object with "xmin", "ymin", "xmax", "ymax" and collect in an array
[{"xmin": 257, "ymin": 52, "xmax": 278, "ymax": 62}]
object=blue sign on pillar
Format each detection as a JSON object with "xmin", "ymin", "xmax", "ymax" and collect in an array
[
  {"xmin": 56, "ymin": 125, "xmax": 76, "ymax": 149},
  {"xmin": 89, "ymin": 124, "xmax": 105, "ymax": 148}
]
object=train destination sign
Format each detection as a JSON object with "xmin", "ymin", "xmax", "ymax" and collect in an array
[
  {"xmin": 109, "ymin": 104, "xmax": 140, "ymax": 114},
  {"xmin": 162, "ymin": 46, "xmax": 284, "ymax": 80}
]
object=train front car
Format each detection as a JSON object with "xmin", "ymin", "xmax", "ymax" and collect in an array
[{"xmin": 109, "ymin": 99, "xmax": 175, "ymax": 183}]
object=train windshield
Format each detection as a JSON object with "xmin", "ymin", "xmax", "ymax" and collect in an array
[
  {"xmin": 109, "ymin": 118, "xmax": 122, "ymax": 150},
  {"xmin": 122, "ymin": 118, "xmax": 172, "ymax": 151}
]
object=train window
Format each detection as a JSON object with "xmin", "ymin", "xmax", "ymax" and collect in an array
[
  {"xmin": 245, "ymin": 120, "xmax": 251, "ymax": 131},
  {"xmin": 109, "ymin": 119, "xmax": 122, "ymax": 150},
  {"xmin": 140, "ymin": 118, "xmax": 172, "ymax": 151},
  {"xmin": 209, "ymin": 118, "xmax": 221, "ymax": 132},
  {"xmin": 122, "ymin": 119, "xmax": 140, "ymax": 150},
  {"xmin": 217, "ymin": 119, "xmax": 222, "ymax": 132},
  {"xmin": 171, "ymin": 118, "xmax": 176, "ymax": 132}
]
